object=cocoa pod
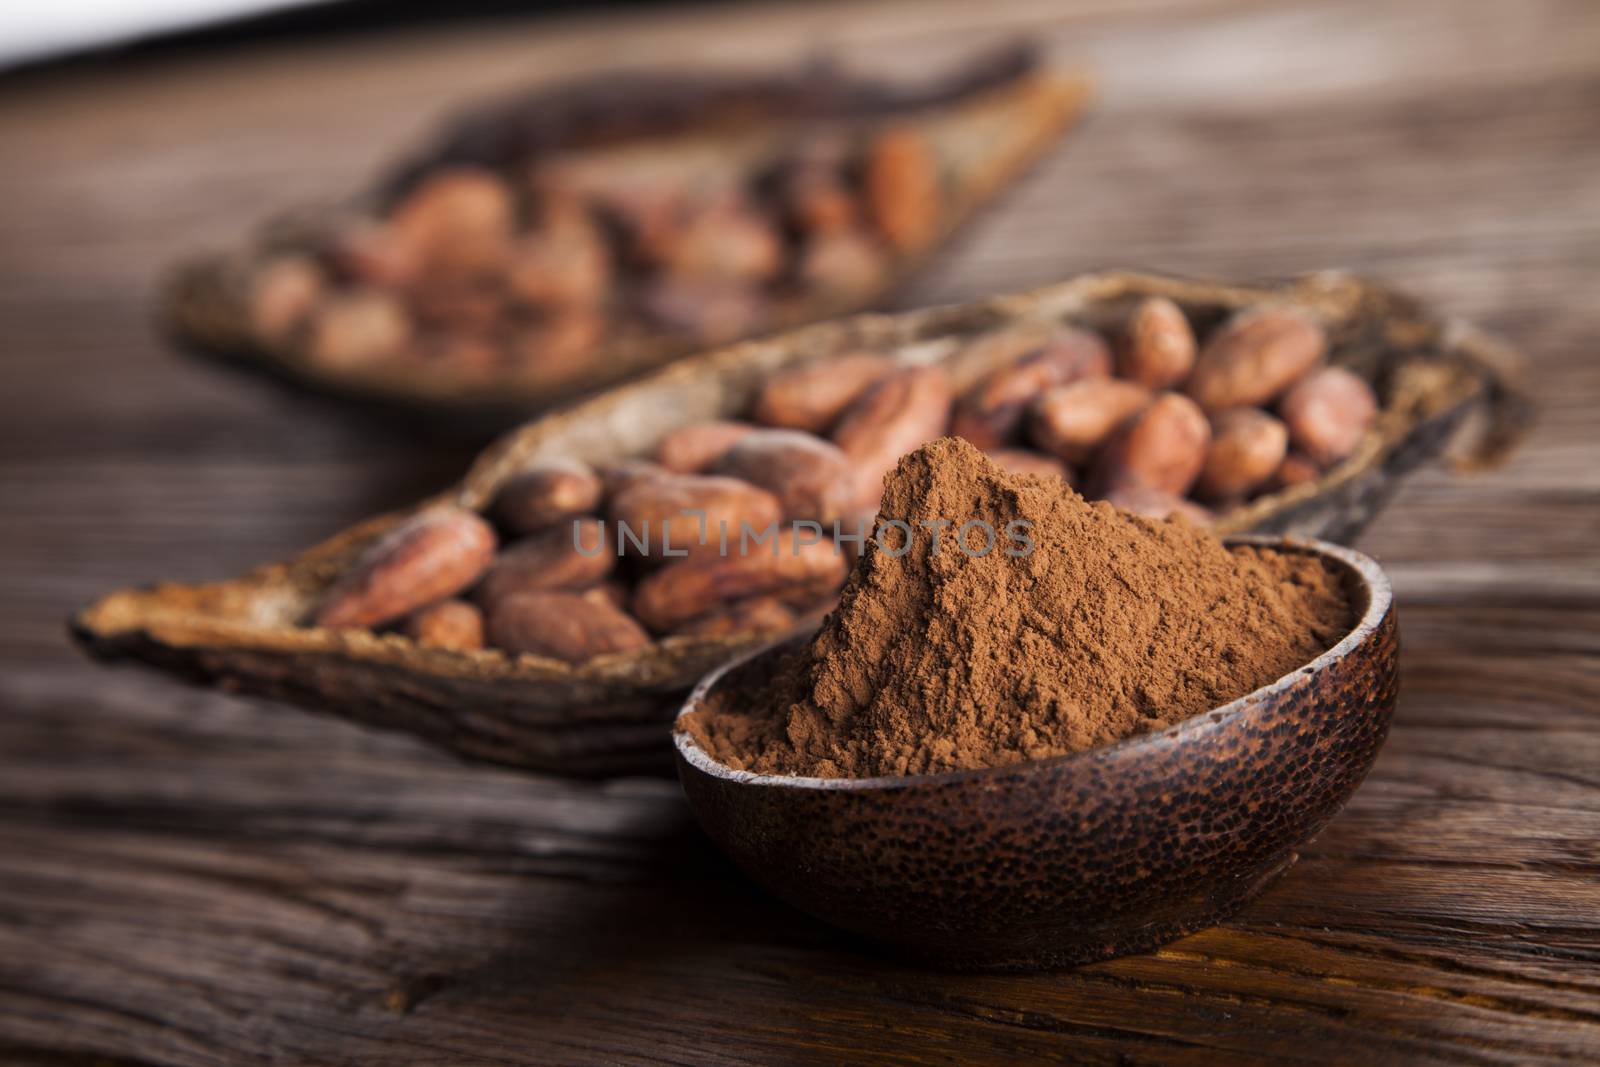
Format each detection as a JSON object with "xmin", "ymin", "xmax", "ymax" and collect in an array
[
  {"xmin": 1089, "ymin": 392, "xmax": 1211, "ymax": 498},
  {"xmin": 655, "ymin": 421, "xmax": 758, "ymax": 473},
  {"xmin": 832, "ymin": 365, "xmax": 954, "ymax": 509},
  {"xmin": 474, "ymin": 518, "xmax": 612, "ymax": 610},
  {"xmin": 987, "ymin": 449, "xmax": 1074, "ymax": 483},
  {"xmin": 631, "ymin": 528, "xmax": 848, "ymax": 631},
  {"xmin": 865, "ymin": 127, "xmax": 941, "ymax": 252},
  {"xmin": 1186, "ymin": 306, "xmax": 1326, "ymax": 412},
  {"xmin": 1194, "ymin": 408, "xmax": 1289, "ymax": 502},
  {"xmin": 1278, "ymin": 366, "xmax": 1379, "ymax": 466},
  {"xmin": 951, "ymin": 326, "xmax": 1110, "ymax": 449},
  {"xmin": 305, "ymin": 290, "xmax": 413, "ymax": 370},
  {"xmin": 388, "ymin": 167, "xmax": 514, "ymax": 277},
  {"xmin": 315, "ymin": 506, "xmax": 496, "ymax": 630},
  {"xmin": 1026, "ymin": 379, "xmax": 1150, "ymax": 464},
  {"xmin": 248, "ymin": 255, "xmax": 323, "ymax": 345},
  {"xmin": 1102, "ymin": 487, "xmax": 1214, "ymax": 526},
  {"xmin": 710, "ymin": 429, "xmax": 855, "ymax": 524},
  {"xmin": 488, "ymin": 591, "xmax": 650, "ymax": 663},
  {"xmin": 492, "ymin": 459, "xmax": 603, "ymax": 534},
  {"xmin": 607, "ymin": 472, "xmax": 783, "ymax": 561},
  {"xmin": 402, "ymin": 599, "xmax": 485, "ymax": 652},
  {"xmin": 674, "ymin": 596, "xmax": 798, "ymax": 639},
  {"xmin": 751, "ymin": 352, "xmax": 894, "ymax": 433},
  {"xmin": 1118, "ymin": 295, "xmax": 1196, "ymax": 389}
]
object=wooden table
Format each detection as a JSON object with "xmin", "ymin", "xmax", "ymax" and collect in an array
[{"xmin": 1, "ymin": 0, "xmax": 1596, "ymax": 1062}]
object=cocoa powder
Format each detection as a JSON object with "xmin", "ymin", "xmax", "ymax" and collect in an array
[{"xmin": 680, "ymin": 437, "xmax": 1353, "ymax": 777}]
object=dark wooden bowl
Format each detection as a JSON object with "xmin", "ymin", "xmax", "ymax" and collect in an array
[{"xmin": 672, "ymin": 537, "xmax": 1398, "ymax": 971}]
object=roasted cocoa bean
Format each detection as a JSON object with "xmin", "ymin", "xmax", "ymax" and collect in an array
[
  {"xmin": 1026, "ymin": 379, "xmax": 1150, "ymax": 464},
  {"xmin": 315, "ymin": 506, "xmax": 496, "ymax": 630},
  {"xmin": 1089, "ymin": 392, "xmax": 1211, "ymax": 498},
  {"xmin": 402, "ymin": 599, "xmax": 486, "ymax": 652},
  {"xmin": 986, "ymin": 449, "xmax": 1074, "ymax": 483},
  {"xmin": 751, "ymin": 352, "xmax": 894, "ymax": 433},
  {"xmin": 1278, "ymin": 366, "xmax": 1378, "ymax": 466},
  {"xmin": 474, "ymin": 518, "xmax": 612, "ymax": 609},
  {"xmin": 1118, "ymin": 295, "xmax": 1196, "ymax": 389},
  {"xmin": 655, "ymin": 421, "xmax": 758, "ymax": 473},
  {"xmin": 832, "ymin": 365, "xmax": 954, "ymax": 510},
  {"xmin": 865, "ymin": 127, "xmax": 941, "ymax": 252},
  {"xmin": 492, "ymin": 459, "xmax": 604, "ymax": 534},
  {"xmin": 631, "ymin": 528, "xmax": 847, "ymax": 631},
  {"xmin": 1194, "ymin": 408, "xmax": 1289, "ymax": 502},
  {"xmin": 607, "ymin": 472, "xmax": 783, "ymax": 561},
  {"xmin": 1186, "ymin": 306, "xmax": 1326, "ymax": 411},
  {"xmin": 711, "ymin": 429, "xmax": 855, "ymax": 524},
  {"xmin": 488, "ymin": 590, "xmax": 650, "ymax": 663}
]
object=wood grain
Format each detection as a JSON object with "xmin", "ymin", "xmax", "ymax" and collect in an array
[{"xmin": 0, "ymin": 0, "xmax": 1597, "ymax": 1063}]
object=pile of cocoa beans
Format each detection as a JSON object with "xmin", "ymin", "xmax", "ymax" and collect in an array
[
  {"xmin": 311, "ymin": 296, "xmax": 1377, "ymax": 663},
  {"xmin": 248, "ymin": 126, "xmax": 942, "ymax": 385}
]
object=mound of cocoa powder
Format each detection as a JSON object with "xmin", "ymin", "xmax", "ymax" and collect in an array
[{"xmin": 680, "ymin": 436, "xmax": 1354, "ymax": 778}]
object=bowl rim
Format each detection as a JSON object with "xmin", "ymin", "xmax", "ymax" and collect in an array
[{"xmin": 672, "ymin": 535, "xmax": 1393, "ymax": 791}]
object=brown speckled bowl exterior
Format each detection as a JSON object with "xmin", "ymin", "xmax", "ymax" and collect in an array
[{"xmin": 672, "ymin": 538, "xmax": 1397, "ymax": 971}]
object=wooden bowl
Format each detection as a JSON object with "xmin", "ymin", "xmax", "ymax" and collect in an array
[{"xmin": 672, "ymin": 537, "xmax": 1397, "ymax": 971}]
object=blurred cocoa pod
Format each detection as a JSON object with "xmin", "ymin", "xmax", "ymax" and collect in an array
[{"xmin": 674, "ymin": 595, "xmax": 798, "ymax": 639}]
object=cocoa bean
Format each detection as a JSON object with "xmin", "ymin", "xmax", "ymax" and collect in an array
[
  {"xmin": 797, "ymin": 231, "xmax": 888, "ymax": 296},
  {"xmin": 506, "ymin": 205, "xmax": 611, "ymax": 310},
  {"xmin": 388, "ymin": 167, "xmax": 514, "ymax": 277},
  {"xmin": 655, "ymin": 421, "xmax": 758, "ymax": 473},
  {"xmin": 1278, "ymin": 366, "xmax": 1378, "ymax": 466},
  {"xmin": 607, "ymin": 472, "xmax": 783, "ymax": 561},
  {"xmin": 1118, "ymin": 296, "xmax": 1196, "ymax": 389},
  {"xmin": 832, "ymin": 365, "xmax": 954, "ymax": 511},
  {"xmin": 488, "ymin": 591, "xmax": 650, "ymax": 663},
  {"xmin": 474, "ymin": 518, "xmax": 612, "ymax": 610},
  {"xmin": 639, "ymin": 278, "xmax": 765, "ymax": 345},
  {"xmin": 951, "ymin": 326, "xmax": 1110, "ymax": 449},
  {"xmin": 1194, "ymin": 408, "xmax": 1289, "ymax": 502},
  {"xmin": 402, "ymin": 599, "xmax": 485, "ymax": 652},
  {"xmin": 1186, "ymin": 306, "xmax": 1326, "ymax": 411},
  {"xmin": 631, "ymin": 527, "xmax": 847, "ymax": 631},
  {"xmin": 492, "ymin": 459, "xmax": 603, "ymax": 534},
  {"xmin": 751, "ymin": 351, "xmax": 893, "ymax": 433},
  {"xmin": 305, "ymin": 290, "xmax": 413, "ymax": 370},
  {"xmin": 249, "ymin": 255, "xmax": 323, "ymax": 345},
  {"xmin": 1026, "ymin": 379, "xmax": 1151, "ymax": 464},
  {"xmin": 315, "ymin": 506, "xmax": 496, "ymax": 630},
  {"xmin": 1267, "ymin": 450, "xmax": 1324, "ymax": 492},
  {"xmin": 674, "ymin": 596, "xmax": 798, "ymax": 639},
  {"xmin": 711, "ymin": 429, "xmax": 855, "ymax": 524},
  {"xmin": 1089, "ymin": 392, "xmax": 1211, "ymax": 498},
  {"xmin": 659, "ymin": 199, "xmax": 784, "ymax": 284}
]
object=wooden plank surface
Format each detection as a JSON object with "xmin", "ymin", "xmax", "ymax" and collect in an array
[{"xmin": 0, "ymin": 0, "xmax": 1597, "ymax": 1062}]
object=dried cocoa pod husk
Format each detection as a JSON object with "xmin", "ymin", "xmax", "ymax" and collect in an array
[
  {"xmin": 82, "ymin": 271, "xmax": 1526, "ymax": 777},
  {"xmin": 751, "ymin": 351, "xmax": 894, "ymax": 433},
  {"xmin": 492, "ymin": 458, "xmax": 603, "ymax": 534},
  {"xmin": 654, "ymin": 420, "xmax": 758, "ymax": 473},
  {"xmin": 475, "ymin": 518, "xmax": 613, "ymax": 610},
  {"xmin": 710, "ymin": 429, "xmax": 856, "ymax": 524},
  {"xmin": 163, "ymin": 46, "xmax": 1090, "ymax": 427},
  {"xmin": 402, "ymin": 599, "xmax": 485, "ymax": 652},
  {"xmin": 315, "ymin": 506, "xmax": 496, "ymax": 630},
  {"xmin": 832, "ymin": 365, "xmax": 954, "ymax": 509},
  {"xmin": 488, "ymin": 591, "xmax": 650, "ymax": 663}
]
